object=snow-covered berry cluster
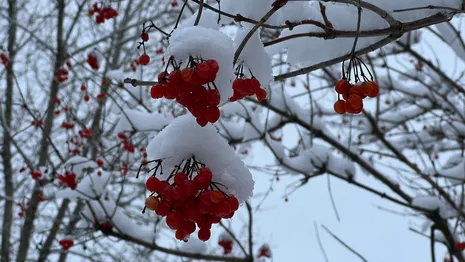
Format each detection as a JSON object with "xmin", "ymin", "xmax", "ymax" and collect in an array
[
  {"xmin": 150, "ymin": 58, "xmax": 222, "ymax": 126},
  {"xmin": 58, "ymin": 171, "xmax": 77, "ymax": 190},
  {"xmin": 88, "ymin": 3, "xmax": 118, "ymax": 24},
  {"xmin": 142, "ymin": 158, "xmax": 239, "ymax": 242},
  {"xmin": 229, "ymin": 65, "xmax": 267, "ymax": 102},
  {"xmin": 58, "ymin": 238, "xmax": 74, "ymax": 251}
]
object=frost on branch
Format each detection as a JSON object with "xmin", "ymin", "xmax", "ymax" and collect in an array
[
  {"xmin": 264, "ymin": 0, "xmax": 461, "ymax": 67},
  {"xmin": 80, "ymin": 198, "xmax": 156, "ymax": 242},
  {"xmin": 164, "ymin": 26, "xmax": 234, "ymax": 104},
  {"xmin": 55, "ymin": 156, "xmax": 111, "ymax": 200},
  {"xmin": 412, "ymin": 196, "xmax": 455, "ymax": 218},
  {"xmin": 146, "ymin": 114, "xmax": 254, "ymax": 203},
  {"xmin": 234, "ymin": 24, "xmax": 273, "ymax": 89},
  {"xmin": 114, "ymin": 109, "xmax": 172, "ymax": 134}
]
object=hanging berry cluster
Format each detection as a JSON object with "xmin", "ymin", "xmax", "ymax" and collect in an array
[
  {"xmin": 58, "ymin": 239, "xmax": 74, "ymax": 251},
  {"xmin": 57, "ymin": 171, "xmax": 77, "ymax": 190},
  {"xmin": 87, "ymin": 53, "xmax": 99, "ymax": 71},
  {"xmin": 1, "ymin": 53, "xmax": 9, "ymax": 66},
  {"xmin": 56, "ymin": 67, "xmax": 69, "ymax": 83},
  {"xmin": 150, "ymin": 57, "xmax": 222, "ymax": 127},
  {"xmin": 229, "ymin": 64, "xmax": 267, "ymax": 102},
  {"xmin": 88, "ymin": 3, "xmax": 118, "ymax": 24},
  {"xmin": 141, "ymin": 158, "xmax": 240, "ymax": 242},
  {"xmin": 257, "ymin": 244, "xmax": 272, "ymax": 259},
  {"xmin": 117, "ymin": 132, "xmax": 136, "ymax": 153},
  {"xmin": 333, "ymin": 56, "xmax": 379, "ymax": 115},
  {"xmin": 218, "ymin": 233, "xmax": 234, "ymax": 255}
]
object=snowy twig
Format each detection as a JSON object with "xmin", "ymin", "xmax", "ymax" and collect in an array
[
  {"xmin": 233, "ymin": 3, "xmax": 284, "ymax": 64},
  {"xmin": 393, "ymin": 5, "xmax": 464, "ymax": 13}
]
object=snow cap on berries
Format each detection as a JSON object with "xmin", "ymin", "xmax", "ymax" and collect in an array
[
  {"xmin": 164, "ymin": 26, "xmax": 234, "ymax": 104},
  {"xmin": 146, "ymin": 114, "xmax": 254, "ymax": 203},
  {"xmin": 234, "ymin": 24, "xmax": 273, "ymax": 89}
]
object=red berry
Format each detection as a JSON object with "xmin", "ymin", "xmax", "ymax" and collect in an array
[
  {"xmin": 175, "ymin": 229, "xmax": 186, "ymax": 241},
  {"xmin": 182, "ymin": 181, "xmax": 198, "ymax": 198},
  {"xmin": 206, "ymin": 90, "xmax": 220, "ymax": 106},
  {"xmin": 195, "ymin": 168, "xmax": 212, "ymax": 189},
  {"xmin": 181, "ymin": 221, "xmax": 196, "ymax": 234},
  {"xmin": 174, "ymin": 172, "xmax": 189, "ymax": 186},
  {"xmin": 347, "ymin": 94, "xmax": 363, "ymax": 109},
  {"xmin": 198, "ymin": 228, "xmax": 211, "ymax": 241},
  {"xmin": 166, "ymin": 212, "xmax": 183, "ymax": 230},
  {"xmin": 365, "ymin": 81, "xmax": 379, "ymax": 97},
  {"xmin": 333, "ymin": 100, "xmax": 346, "ymax": 115},
  {"xmin": 196, "ymin": 117, "xmax": 208, "ymax": 127},
  {"xmin": 216, "ymin": 202, "xmax": 232, "ymax": 218},
  {"xmin": 173, "ymin": 187, "xmax": 186, "ymax": 201},
  {"xmin": 255, "ymin": 88, "xmax": 267, "ymax": 102},
  {"xmin": 205, "ymin": 106, "xmax": 220, "ymax": 123},
  {"xmin": 96, "ymin": 159, "xmax": 104, "ymax": 167},
  {"xmin": 140, "ymin": 32, "xmax": 149, "ymax": 42},
  {"xmin": 206, "ymin": 60, "xmax": 219, "ymax": 75},
  {"xmin": 155, "ymin": 202, "xmax": 170, "ymax": 216},
  {"xmin": 156, "ymin": 180, "xmax": 170, "ymax": 195},
  {"xmin": 158, "ymin": 72, "xmax": 169, "ymax": 82},
  {"xmin": 210, "ymin": 191, "xmax": 224, "ymax": 204},
  {"xmin": 150, "ymin": 84, "xmax": 165, "ymax": 99},
  {"xmin": 171, "ymin": 1, "xmax": 179, "ymax": 8},
  {"xmin": 146, "ymin": 176, "xmax": 160, "ymax": 192},
  {"xmin": 138, "ymin": 54, "xmax": 150, "ymax": 65},
  {"xmin": 228, "ymin": 196, "xmax": 239, "ymax": 211},
  {"xmin": 349, "ymin": 85, "xmax": 367, "ymax": 99},
  {"xmin": 335, "ymin": 79, "xmax": 350, "ymax": 95}
]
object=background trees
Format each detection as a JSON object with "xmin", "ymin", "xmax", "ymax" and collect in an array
[{"xmin": 1, "ymin": 0, "xmax": 465, "ymax": 261}]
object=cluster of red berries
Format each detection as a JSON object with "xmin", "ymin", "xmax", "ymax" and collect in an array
[
  {"xmin": 0, "ymin": 53, "xmax": 8, "ymax": 66},
  {"xmin": 258, "ymin": 244, "xmax": 272, "ymax": 258},
  {"xmin": 144, "ymin": 167, "xmax": 239, "ymax": 242},
  {"xmin": 150, "ymin": 59, "xmax": 221, "ymax": 126},
  {"xmin": 229, "ymin": 78, "xmax": 267, "ymax": 102},
  {"xmin": 61, "ymin": 121, "xmax": 75, "ymax": 130},
  {"xmin": 78, "ymin": 128, "xmax": 93, "ymax": 139},
  {"xmin": 218, "ymin": 233, "xmax": 233, "ymax": 255},
  {"xmin": 58, "ymin": 239, "xmax": 74, "ymax": 251},
  {"xmin": 87, "ymin": 53, "xmax": 99, "ymax": 71},
  {"xmin": 456, "ymin": 242, "xmax": 465, "ymax": 252},
  {"xmin": 31, "ymin": 119, "xmax": 44, "ymax": 127},
  {"xmin": 17, "ymin": 193, "xmax": 46, "ymax": 217},
  {"xmin": 56, "ymin": 67, "xmax": 69, "ymax": 83},
  {"xmin": 58, "ymin": 171, "xmax": 77, "ymax": 190},
  {"xmin": 30, "ymin": 170, "xmax": 43, "ymax": 180},
  {"xmin": 88, "ymin": 3, "xmax": 118, "ymax": 24},
  {"xmin": 98, "ymin": 221, "xmax": 113, "ymax": 233},
  {"xmin": 117, "ymin": 132, "xmax": 135, "ymax": 153},
  {"xmin": 333, "ymin": 79, "xmax": 379, "ymax": 115}
]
